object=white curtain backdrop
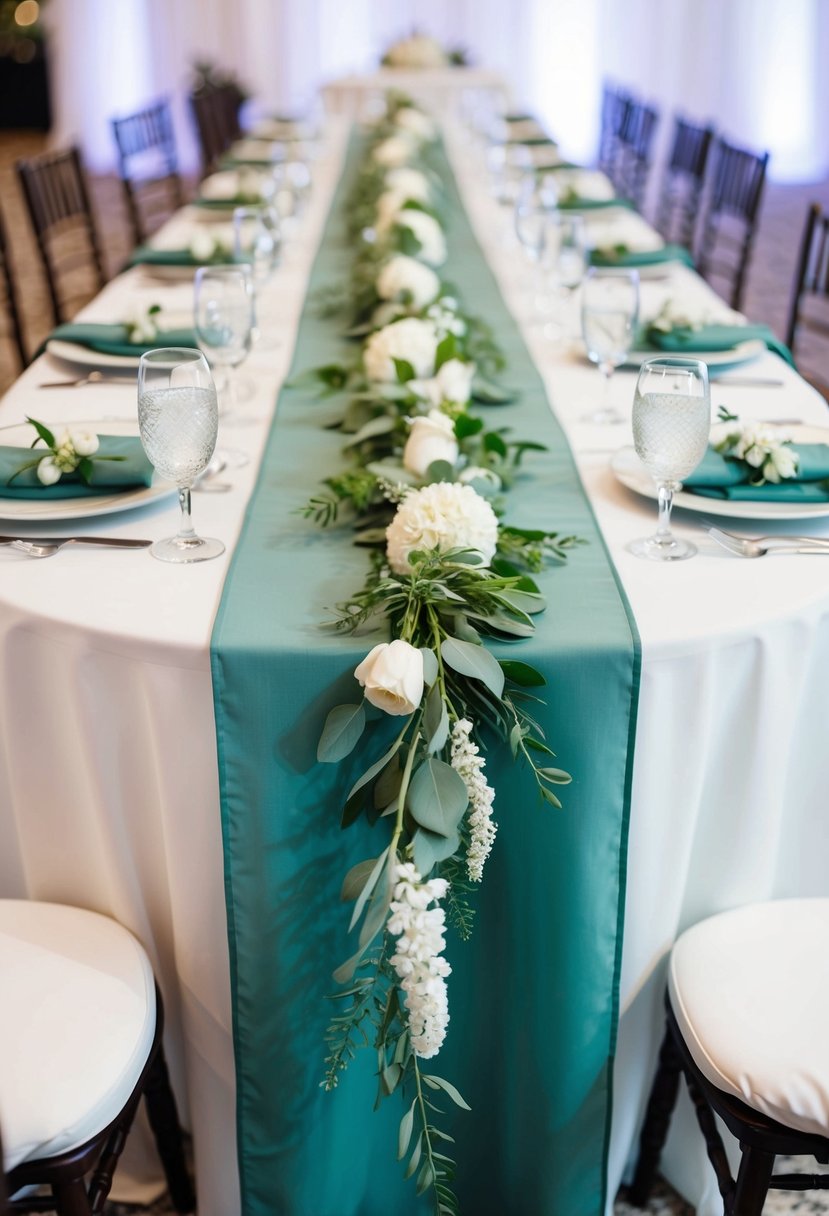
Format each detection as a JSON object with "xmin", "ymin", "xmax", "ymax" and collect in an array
[{"xmin": 46, "ymin": 0, "xmax": 829, "ymax": 181}]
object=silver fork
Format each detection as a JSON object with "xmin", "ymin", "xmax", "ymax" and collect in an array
[
  {"xmin": 39, "ymin": 371, "xmax": 132, "ymax": 389},
  {"xmin": 6, "ymin": 537, "xmax": 152, "ymax": 558},
  {"xmin": 707, "ymin": 526, "xmax": 829, "ymax": 558}
]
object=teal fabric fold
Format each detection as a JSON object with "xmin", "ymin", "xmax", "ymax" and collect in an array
[
  {"xmin": 49, "ymin": 322, "xmax": 198, "ymax": 357},
  {"xmin": 559, "ymin": 195, "xmax": 634, "ymax": 212},
  {"xmin": 685, "ymin": 443, "xmax": 829, "ymax": 502},
  {"xmin": 591, "ymin": 244, "xmax": 695, "ymax": 269},
  {"xmin": 130, "ymin": 246, "xmax": 241, "ymax": 268},
  {"xmin": 0, "ymin": 436, "xmax": 153, "ymax": 498},
  {"xmin": 210, "ymin": 135, "xmax": 640, "ymax": 1216},
  {"xmin": 644, "ymin": 323, "xmax": 795, "ymax": 367},
  {"xmin": 195, "ymin": 195, "xmax": 265, "ymax": 210}
]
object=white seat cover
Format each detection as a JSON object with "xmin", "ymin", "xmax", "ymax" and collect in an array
[
  {"xmin": 0, "ymin": 901, "xmax": 155, "ymax": 1172},
  {"xmin": 669, "ymin": 899, "xmax": 829, "ymax": 1137}
]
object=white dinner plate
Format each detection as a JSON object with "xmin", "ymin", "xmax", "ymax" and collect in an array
[
  {"xmin": 46, "ymin": 339, "xmax": 143, "ymax": 371},
  {"xmin": 0, "ymin": 419, "xmax": 175, "ymax": 521},
  {"xmin": 623, "ymin": 339, "xmax": 767, "ymax": 371},
  {"xmin": 610, "ymin": 425, "xmax": 829, "ymax": 521}
]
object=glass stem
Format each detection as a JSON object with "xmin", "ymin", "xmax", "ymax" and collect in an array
[
  {"xmin": 177, "ymin": 487, "xmax": 196, "ymax": 541},
  {"xmin": 656, "ymin": 481, "xmax": 674, "ymax": 545},
  {"xmin": 601, "ymin": 362, "xmax": 613, "ymax": 407}
]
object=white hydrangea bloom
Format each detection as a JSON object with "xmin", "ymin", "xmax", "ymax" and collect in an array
[
  {"xmin": 450, "ymin": 718, "xmax": 497, "ymax": 882},
  {"xmin": 388, "ymin": 862, "xmax": 451, "ymax": 1059},
  {"xmin": 375, "ymin": 189, "xmax": 410, "ymax": 236},
  {"xmin": 376, "ymin": 255, "xmax": 440, "ymax": 310},
  {"xmin": 363, "ymin": 317, "xmax": 439, "ymax": 383},
  {"xmin": 395, "ymin": 209, "xmax": 447, "ymax": 267},
  {"xmin": 385, "ymin": 482, "xmax": 499, "ymax": 574}
]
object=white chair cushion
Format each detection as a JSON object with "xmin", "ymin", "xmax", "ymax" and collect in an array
[
  {"xmin": 669, "ymin": 899, "xmax": 829, "ymax": 1137},
  {"xmin": 0, "ymin": 901, "xmax": 156, "ymax": 1172}
]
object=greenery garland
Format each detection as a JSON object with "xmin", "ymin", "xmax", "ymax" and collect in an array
[{"xmin": 295, "ymin": 93, "xmax": 582, "ymax": 1214}]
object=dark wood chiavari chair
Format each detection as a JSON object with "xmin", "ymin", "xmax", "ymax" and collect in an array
[
  {"xmin": 616, "ymin": 98, "xmax": 659, "ymax": 211},
  {"xmin": 111, "ymin": 97, "xmax": 184, "ymax": 245},
  {"xmin": 598, "ymin": 82, "xmax": 631, "ymax": 183},
  {"xmin": 15, "ymin": 146, "xmax": 106, "ymax": 327},
  {"xmin": 785, "ymin": 202, "xmax": 829, "ymax": 399},
  {"xmin": 695, "ymin": 136, "xmax": 769, "ymax": 311},
  {"xmin": 0, "ymin": 208, "xmax": 28, "ymax": 371},
  {"xmin": 655, "ymin": 115, "xmax": 715, "ymax": 250},
  {"xmin": 189, "ymin": 83, "xmax": 244, "ymax": 176}
]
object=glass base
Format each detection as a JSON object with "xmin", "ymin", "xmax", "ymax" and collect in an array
[
  {"xmin": 627, "ymin": 535, "xmax": 697, "ymax": 562},
  {"xmin": 150, "ymin": 534, "xmax": 225, "ymax": 564}
]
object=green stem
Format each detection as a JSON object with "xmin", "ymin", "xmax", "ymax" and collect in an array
[
  {"xmin": 413, "ymin": 1056, "xmax": 442, "ymax": 1216},
  {"xmin": 388, "ymin": 708, "xmax": 423, "ymax": 864}
]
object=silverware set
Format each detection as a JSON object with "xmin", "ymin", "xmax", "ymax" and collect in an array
[
  {"xmin": 0, "ymin": 536, "xmax": 152, "ymax": 558},
  {"xmin": 707, "ymin": 526, "xmax": 829, "ymax": 558}
]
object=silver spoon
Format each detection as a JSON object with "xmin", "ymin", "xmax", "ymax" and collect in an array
[{"xmin": 39, "ymin": 371, "xmax": 133, "ymax": 389}]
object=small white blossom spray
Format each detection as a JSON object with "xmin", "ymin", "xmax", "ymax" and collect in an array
[
  {"xmin": 450, "ymin": 717, "xmax": 497, "ymax": 883},
  {"xmin": 388, "ymin": 862, "xmax": 451, "ymax": 1059}
]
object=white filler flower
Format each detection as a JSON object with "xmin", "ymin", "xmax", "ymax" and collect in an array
[
  {"xmin": 395, "ymin": 107, "xmax": 436, "ymax": 143},
  {"xmin": 450, "ymin": 718, "xmax": 497, "ymax": 882},
  {"xmin": 354, "ymin": 639, "xmax": 424, "ymax": 716},
  {"xmin": 385, "ymin": 34, "xmax": 449, "ymax": 69},
  {"xmin": 372, "ymin": 135, "xmax": 416, "ymax": 168},
  {"xmin": 395, "ymin": 209, "xmax": 447, "ymax": 267},
  {"xmin": 384, "ymin": 167, "xmax": 432, "ymax": 204},
  {"xmin": 363, "ymin": 316, "xmax": 439, "ymax": 383},
  {"xmin": 376, "ymin": 255, "xmax": 440, "ymax": 310},
  {"xmin": 388, "ymin": 862, "xmax": 451, "ymax": 1059},
  {"xmin": 386, "ymin": 482, "xmax": 499, "ymax": 574},
  {"xmin": 403, "ymin": 410, "xmax": 459, "ymax": 478}
]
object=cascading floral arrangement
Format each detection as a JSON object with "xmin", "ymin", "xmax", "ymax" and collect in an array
[{"xmin": 297, "ymin": 94, "xmax": 580, "ymax": 1214}]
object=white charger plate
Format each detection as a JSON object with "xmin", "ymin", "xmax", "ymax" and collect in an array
[
  {"xmin": 610, "ymin": 424, "xmax": 829, "ymax": 521},
  {"xmin": 46, "ymin": 339, "xmax": 143, "ymax": 371},
  {"xmin": 0, "ymin": 419, "xmax": 175, "ymax": 521}
]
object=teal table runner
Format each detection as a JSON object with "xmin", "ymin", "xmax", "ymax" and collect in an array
[{"xmin": 211, "ymin": 136, "xmax": 641, "ymax": 1216}]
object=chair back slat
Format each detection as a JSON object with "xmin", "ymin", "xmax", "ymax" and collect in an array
[
  {"xmin": 695, "ymin": 136, "xmax": 769, "ymax": 310},
  {"xmin": 0, "ymin": 207, "xmax": 27, "ymax": 370},
  {"xmin": 190, "ymin": 83, "xmax": 243, "ymax": 176},
  {"xmin": 112, "ymin": 98, "xmax": 183, "ymax": 244},
  {"xmin": 16, "ymin": 146, "xmax": 105, "ymax": 327},
  {"xmin": 785, "ymin": 201, "xmax": 829, "ymax": 402},
  {"xmin": 615, "ymin": 98, "xmax": 659, "ymax": 211}
]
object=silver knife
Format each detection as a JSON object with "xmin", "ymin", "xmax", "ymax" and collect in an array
[{"xmin": 0, "ymin": 536, "xmax": 152, "ymax": 548}]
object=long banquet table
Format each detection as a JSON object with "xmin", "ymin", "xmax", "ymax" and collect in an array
[{"xmin": 1, "ymin": 116, "xmax": 829, "ymax": 1216}]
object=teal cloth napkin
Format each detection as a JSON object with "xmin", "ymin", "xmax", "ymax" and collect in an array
[
  {"xmin": 0, "ymin": 436, "xmax": 153, "ymax": 498},
  {"xmin": 130, "ymin": 246, "xmax": 239, "ymax": 268},
  {"xmin": 684, "ymin": 443, "xmax": 829, "ymax": 502},
  {"xmin": 195, "ymin": 194, "xmax": 265, "ymax": 210},
  {"xmin": 591, "ymin": 244, "xmax": 695, "ymax": 269},
  {"xmin": 644, "ymin": 322, "xmax": 795, "ymax": 367},
  {"xmin": 50, "ymin": 322, "xmax": 198, "ymax": 358},
  {"xmin": 559, "ymin": 195, "xmax": 634, "ymax": 212}
]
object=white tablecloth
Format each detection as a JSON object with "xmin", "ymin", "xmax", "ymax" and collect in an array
[{"xmin": 1, "ymin": 118, "xmax": 828, "ymax": 1216}]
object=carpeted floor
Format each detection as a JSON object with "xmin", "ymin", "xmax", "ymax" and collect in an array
[{"xmin": 3, "ymin": 131, "xmax": 828, "ymax": 1214}]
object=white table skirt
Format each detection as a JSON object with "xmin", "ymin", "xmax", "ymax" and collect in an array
[{"xmin": 1, "ymin": 118, "xmax": 828, "ymax": 1216}]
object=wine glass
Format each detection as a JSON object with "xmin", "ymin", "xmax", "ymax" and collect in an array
[
  {"xmin": 137, "ymin": 348, "xmax": 224, "ymax": 563},
  {"xmin": 580, "ymin": 267, "xmax": 640, "ymax": 424},
  {"xmin": 515, "ymin": 180, "xmax": 552, "ymax": 316},
  {"xmin": 194, "ymin": 265, "xmax": 254, "ymax": 418},
  {"xmin": 543, "ymin": 212, "xmax": 587, "ymax": 339},
  {"xmin": 233, "ymin": 205, "xmax": 281, "ymax": 350},
  {"xmin": 628, "ymin": 357, "xmax": 710, "ymax": 562}
]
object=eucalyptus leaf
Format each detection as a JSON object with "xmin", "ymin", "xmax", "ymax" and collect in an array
[
  {"xmin": 498, "ymin": 589, "xmax": 546, "ymax": 615},
  {"xmin": 349, "ymin": 845, "xmax": 390, "ymax": 932},
  {"xmin": 420, "ymin": 647, "xmax": 438, "ymax": 686},
  {"xmin": 407, "ymin": 758, "xmax": 468, "ymax": 836},
  {"xmin": 441, "ymin": 637, "xmax": 505, "ymax": 698},
  {"xmin": 412, "ymin": 826, "xmax": 461, "ymax": 876},
  {"xmin": 424, "ymin": 683, "xmax": 450, "ymax": 755},
  {"xmin": 343, "ymin": 415, "xmax": 397, "ymax": 448},
  {"xmin": 424, "ymin": 458, "xmax": 456, "ymax": 484},
  {"xmin": 347, "ymin": 737, "xmax": 404, "ymax": 800},
  {"xmin": 366, "ymin": 460, "xmax": 418, "ymax": 486},
  {"xmin": 317, "ymin": 703, "xmax": 366, "ymax": 763},
  {"xmin": 471, "ymin": 376, "xmax": 518, "ymax": 404},
  {"xmin": 398, "ymin": 1099, "xmax": 417, "ymax": 1160},
  {"xmin": 404, "ymin": 1133, "xmax": 423, "ymax": 1179},
  {"xmin": 416, "ymin": 1159, "xmax": 435, "ymax": 1196},
  {"xmin": 357, "ymin": 864, "xmax": 392, "ymax": 947},
  {"xmin": 422, "ymin": 1074, "xmax": 472, "ymax": 1110},
  {"xmin": 538, "ymin": 766, "xmax": 572, "ymax": 785},
  {"xmin": 393, "ymin": 357, "xmax": 416, "ymax": 383},
  {"xmin": 340, "ymin": 856, "xmax": 378, "ymax": 902},
  {"xmin": 435, "ymin": 332, "xmax": 458, "ymax": 370}
]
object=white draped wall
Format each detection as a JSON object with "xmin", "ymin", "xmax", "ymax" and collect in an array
[{"xmin": 46, "ymin": 0, "xmax": 829, "ymax": 178}]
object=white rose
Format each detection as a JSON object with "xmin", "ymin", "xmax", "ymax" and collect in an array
[
  {"xmin": 354, "ymin": 639, "xmax": 424, "ymax": 716},
  {"xmin": 385, "ymin": 167, "xmax": 432, "ymax": 204},
  {"xmin": 36, "ymin": 456, "xmax": 61, "ymax": 486},
  {"xmin": 403, "ymin": 410, "xmax": 459, "ymax": 478},
  {"xmin": 376, "ymin": 255, "xmax": 440, "ymax": 309},
  {"xmin": 395, "ymin": 209, "xmax": 447, "ymax": 267},
  {"xmin": 409, "ymin": 359, "xmax": 474, "ymax": 408},
  {"xmin": 68, "ymin": 429, "xmax": 100, "ymax": 457},
  {"xmin": 458, "ymin": 466, "xmax": 503, "ymax": 494},
  {"xmin": 375, "ymin": 189, "xmax": 408, "ymax": 236},
  {"xmin": 363, "ymin": 317, "xmax": 439, "ymax": 383},
  {"xmin": 373, "ymin": 135, "xmax": 416, "ymax": 168},
  {"xmin": 395, "ymin": 107, "xmax": 436, "ymax": 143},
  {"xmin": 386, "ymin": 482, "xmax": 499, "ymax": 574}
]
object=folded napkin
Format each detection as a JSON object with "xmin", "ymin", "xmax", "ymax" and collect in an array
[
  {"xmin": 129, "ymin": 246, "xmax": 246, "ymax": 268},
  {"xmin": 591, "ymin": 244, "xmax": 695, "ymax": 269},
  {"xmin": 195, "ymin": 195, "xmax": 265, "ymax": 210},
  {"xmin": 644, "ymin": 323, "xmax": 795, "ymax": 367},
  {"xmin": 49, "ymin": 322, "xmax": 198, "ymax": 358},
  {"xmin": 559, "ymin": 196, "xmax": 635, "ymax": 212},
  {"xmin": 0, "ymin": 436, "xmax": 154, "ymax": 499},
  {"xmin": 684, "ymin": 444, "xmax": 829, "ymax": 502}
]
